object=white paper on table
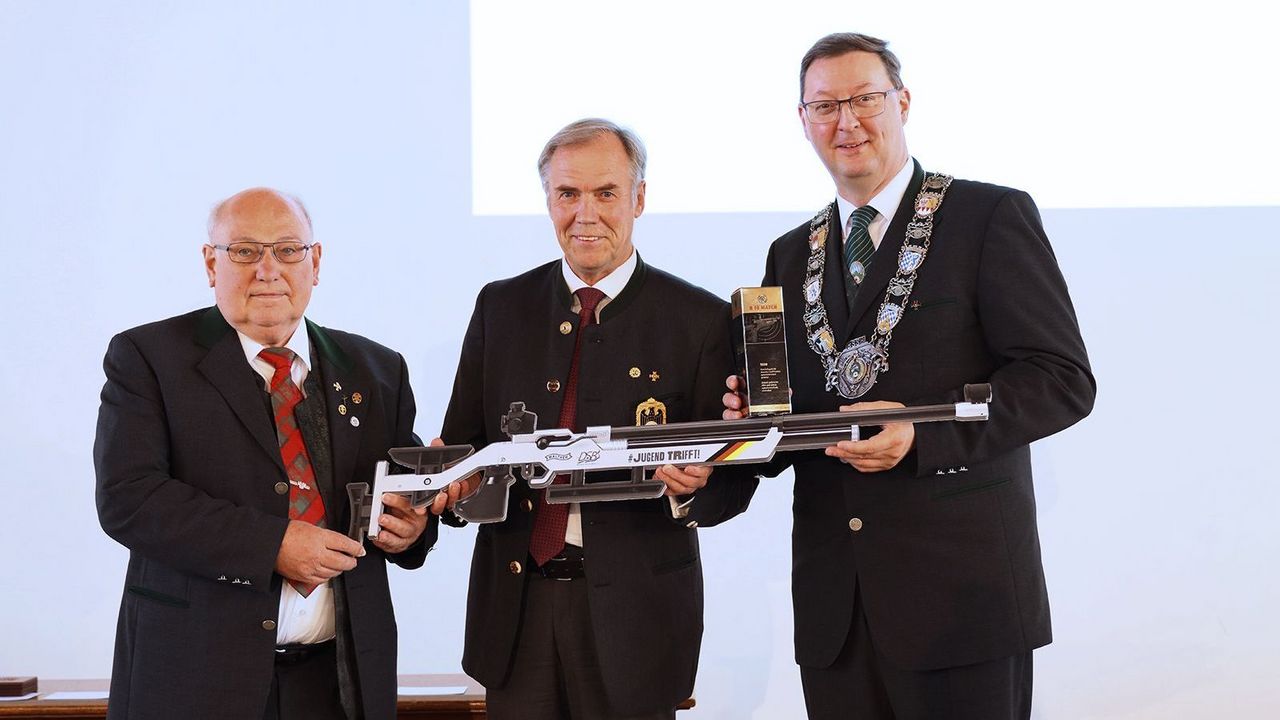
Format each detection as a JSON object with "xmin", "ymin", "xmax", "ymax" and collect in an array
[
  {"xmin": 397, "ymin": 686, "xmax": 469, "ymax": 696},
  {"xmin": 0, "ymin": 692, "xmax": 39, "ymax": 702},
  {"xmin": 41, "ymin": 691, "xmax": 111, "ymax": 700}
]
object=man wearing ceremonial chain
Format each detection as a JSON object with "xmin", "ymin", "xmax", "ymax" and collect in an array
[{"xmin": 723, "ymin": 33, "xmax": 1096, "ymax": 719}]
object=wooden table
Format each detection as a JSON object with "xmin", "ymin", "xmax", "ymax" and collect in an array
[
  {"xmin": 397, "ymin": 674, "xmax": 487, "ymax": 719},
  {"xmin": 0, "ymin": 674, "xmax": 486, "ymax": 719},
  {"xmin": 0, "ymin": 675, "xmax": 692, "ymax": 717}
]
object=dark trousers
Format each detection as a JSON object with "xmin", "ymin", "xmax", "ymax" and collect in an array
[
  {"xmin": 263, "ymin": 639, "xmax": 347, "ymax": 720},
  {"xmin": 800, "ymin": 590, "xmax": 1033, "ymax": 720},
  {"xmin": 485, "ymin": 571, "xmax": 675, "ymax": 720}
]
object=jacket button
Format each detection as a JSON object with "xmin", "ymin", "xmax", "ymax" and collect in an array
[
  {"xmin": 521, "ymin": 499, "xmax": 534, "ymax": 512},
  {"xmin": 848, "ymin": 517, "xmax": 864, "ymax": 532},
  {"xmin": 508, "ymin": 561, "xmax": 523, "ymax": 575},
  {"xmin": 547, "ymin": 379, "xmax": 561, "ymax": 393},
  {"xmin": 262, "ymin": 619, "xmax": 277, "ymax": 631},
  {"xmin": 274, "ymin": 481, "xmax": 289, "ymax": 495}
]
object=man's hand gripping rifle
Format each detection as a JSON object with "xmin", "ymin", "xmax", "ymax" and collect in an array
[{"xmin": 347, "ymin": 384, "xmax": 993, "ymax": 540}]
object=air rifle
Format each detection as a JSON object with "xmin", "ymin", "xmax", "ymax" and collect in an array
[{"xmin": 347, "ymin": 384, "xmax": 992, "ymax": 540}]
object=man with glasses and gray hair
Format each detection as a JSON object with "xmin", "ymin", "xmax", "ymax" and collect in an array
[
  {"xmin": 722, "ymin": 33, "xmax": 1095, "ymax": 719},
  {"xmin": 440, "ymin": 118, "xmax": 757, "ymax": 719},
  {"xmin": 95, "ymin": 187, "xmax": 438, "ymax": 719}
]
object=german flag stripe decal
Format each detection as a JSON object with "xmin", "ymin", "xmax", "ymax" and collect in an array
[{"xmin": 710, "ymin": 441, "xmax": 752, "ymax": 462}]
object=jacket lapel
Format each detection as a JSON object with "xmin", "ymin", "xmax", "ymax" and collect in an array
[
  {"xmin": 819, "ymin": 204, "xmax": 850, "ymax": 339},
  {"xmin": 842, "ymin": 161, "xmax": 925, "ymax": 343},
  {"xmin": 194, "ymin": 307, "xmax": 285, "ymax": 474},
  {"xmin": 597, "ymin": 252, "xmax": 648, "ymax": 323},
  {"xmin": 308, "ymin": 320, "xmax": 363, "ymax": 496}
]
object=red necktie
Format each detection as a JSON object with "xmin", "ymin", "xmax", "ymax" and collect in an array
[
  {"xmin": 529, "ymin": 287, "xmax": 606, "ymax": 566},
  {"xmin": 259, "ymin": 347, "xmax": 327, "ymax": 597}
]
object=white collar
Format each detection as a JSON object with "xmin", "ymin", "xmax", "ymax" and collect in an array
[
  {"xmin": 560, "ymin": 249, "xmax": 637, "ymax": 301},
  {"xmin": 237, "ymin": 319, "xmax": 312, "ymax": 371},
  {"xmin": 836, "ymin": 156, "xmax": 916, "ymax": 235}
]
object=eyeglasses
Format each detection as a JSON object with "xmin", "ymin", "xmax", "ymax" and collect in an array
[
  {"xmin": 800, "ymin": 89, "xmax": 898, "ymax": 123},
  {"xmin": 209, "ymin": 241, "xmax": 314, "ymax": 264}
]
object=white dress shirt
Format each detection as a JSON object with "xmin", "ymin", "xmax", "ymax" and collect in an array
[
  {"xmin": 237, "ymin": 320, "xmax": 336, "ymax": 646},
  {"xmin": 835, "ymin": 156, "xmax": 915, "ymax": 250},
  {"xmin": 559, "ymin": 252, "xmax": 634, "ymax": 547}
]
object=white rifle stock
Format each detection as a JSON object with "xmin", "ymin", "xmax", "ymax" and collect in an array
[{"xmin": 347, "ymin": 384, "xmax": 993, "ymax": 540}]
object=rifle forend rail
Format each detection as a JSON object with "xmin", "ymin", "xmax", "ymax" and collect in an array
[{"xmin": 346, "ymin": 384, "xmax": 992, "ymax": 539}]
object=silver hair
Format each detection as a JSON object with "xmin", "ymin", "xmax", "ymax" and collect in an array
[
  {"xmin": 537, "ymin": 118, "xmax": 647, "ymax": 193},
  {"xmin": 206, "ymin": 187, "xmax": 313, "ymax": 240}
]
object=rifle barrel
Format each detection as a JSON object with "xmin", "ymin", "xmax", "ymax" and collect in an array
[{"xmin": 607, "ymin": 402, "xmax": 971, "ymax": 451}]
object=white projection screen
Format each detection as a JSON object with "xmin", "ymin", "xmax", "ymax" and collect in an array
[
  {"xmin": 1, "ymin": 2, "xmax": 1277, "ymax": 718},
  {"xmin": 471, "ymin": 1, "xmax": 1279, "ymax": 214}
]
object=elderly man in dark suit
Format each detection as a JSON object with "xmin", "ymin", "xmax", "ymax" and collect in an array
[
  {"xmin": 440, "ymin": 118, "xmax": 758, "ymax": 719},
  {"xmin": 94, "ymin": 188, "xmax": 435, "ymax": 720},
  {"xmin": 723, "ymin": 34, "xmax": 1096, "ymax": 720}
]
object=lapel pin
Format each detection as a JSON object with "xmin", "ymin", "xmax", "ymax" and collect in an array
[
  {"xmin": 559, "ymin": 321, "xmax": 573, "ymax": 335},
  {"xmin": 648, "ymin": 370, "xmax": 660, "ymax": 382},
  {"xmin": 338, "ymin": 404, "xmax": 348, "ymax": 416},
  {"xmin": 333, "ymin": 382, "xmax": 342, "ymax": 392},
  {"xmin": 350, "ymin": 416, "xmax": 360, "ymax": 428},
  {"xmin": 352, "ymin": 392, "xmax": 363, "ymax": 405},
  {"xmin": 629, "ymin": 367, "xmax": 641, "ymax": 378},
  {"xmin": 849, "ymin": 261, "xmax": 866, "ymax": 284}
]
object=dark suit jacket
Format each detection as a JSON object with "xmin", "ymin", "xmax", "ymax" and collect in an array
[
  {"xmin": 94, "ymin": 307, "xmax": 435, "ymax": 720},
  {"xmin": 440, "ymin": 256, "xmax": 758, "ymax": 715},
  {"xmin": 763, "ymin": 161, "xmax": 1095, "ymax": 671}
]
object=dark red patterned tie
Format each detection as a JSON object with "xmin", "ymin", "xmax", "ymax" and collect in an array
[
  {"xmin": 259, "ymin": 347, "xmax": 327, "ymax": 597},
  {"xmin": 529, "ymin": 287, "xmax": 606, "ymax": 566}
]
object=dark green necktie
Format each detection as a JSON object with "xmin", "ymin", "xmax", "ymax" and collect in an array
[{"xmin": 843, "ymin": 205, "xmax": 879, "ymax": 312}]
